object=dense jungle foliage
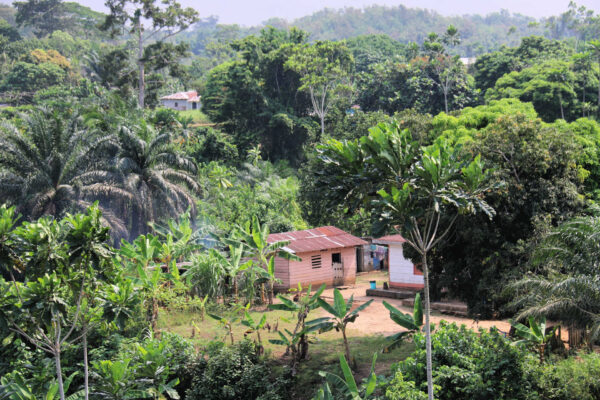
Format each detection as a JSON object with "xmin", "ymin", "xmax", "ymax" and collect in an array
[{"xmin": 1, "ymin": 0, "xmax": 600, "ymax": 399}]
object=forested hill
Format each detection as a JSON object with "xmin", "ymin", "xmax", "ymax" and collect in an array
[
  {"xmin": 180, "ymin": 3, "xmax": 599, "ymax": 57},
  {"xmin": 262, "ymin": 6, "xmax": 543, "ymax": 56}
]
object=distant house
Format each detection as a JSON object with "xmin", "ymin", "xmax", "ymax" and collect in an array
[
  {"xmin": 459, "ymin": 57, "xmax": 476, "ymax": 66},
  {"xmin": 268, "ymin": 226, "xmax": 367, "ymax": 290},
  {"xmin": 159, "ymin": 91, "xmax": 201, "ymax": 111},
  {"xmin": 373, "ymin": 234, "xmax": 423, "ymax": 290}
]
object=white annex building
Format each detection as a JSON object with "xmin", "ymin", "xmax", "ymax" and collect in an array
[
  {"xmin": 159, "ymin": 91, "xmax": 201, "ymax": 111},
  {"xmin": 373, "ymin": 234, "xmax": 424, "ymax": 290}
]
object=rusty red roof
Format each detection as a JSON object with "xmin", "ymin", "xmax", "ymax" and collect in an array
[
  {"xmin": 268, "ymin": 226, "xmax": 367, "ymax": 253},
  {"xmin": 160, "ymin": 90, "xmax": 200, "ymax": 101},
  {"xmin": 373, "ymin": 234, "xmax": 406, "ymax": 244}
]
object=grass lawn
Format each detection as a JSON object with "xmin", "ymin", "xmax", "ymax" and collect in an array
[
  {"xmin": 176, "ymin": 109, "xmax": 212, "ymax": 125},
  {"xmin": 159, "ymin": 305, "xmax": 413, "ymax": 399}
]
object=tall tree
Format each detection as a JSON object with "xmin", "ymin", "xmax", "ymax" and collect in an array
[
  {"xmin": 13, "ymin": 0, "xmax": 66, "ymax": 37},
  {"xmin": 588, "ymin": 39, "xmax": 600, "ymax": 117},
  {"xmin": 100, "ymin": 0, "xmax": 198, "ymax": 108},
  {"xmin": 286, "ymin": 40, "xmax": 354, "ymax": 139},
  {"xmin": 315, "ymin": 122, "xmax": 495, "ymax": 400}
]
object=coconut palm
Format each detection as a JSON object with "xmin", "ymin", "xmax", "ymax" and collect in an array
[
  {"xmin": 115, "ymin": 125, "xmax": 200, "ymax": 238},
  {"xmin": 0, "ymin": 108, "xmax": 128, "ymax": 235}
]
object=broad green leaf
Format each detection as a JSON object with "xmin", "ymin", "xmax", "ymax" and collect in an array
[
  {"xmin": 349, "ymin": 299, "xmax": 373, "ymax": 316},
  {"xmin": 333, "ymin": 289, "xmax": 347, "ymax": 317},
  {"xmin": 338, "ymin": 354, "xmax": 358, "ymax": 395},
  {"xmin": 413, "ymin": 293, "xmax": 423, "ymax": 327}
]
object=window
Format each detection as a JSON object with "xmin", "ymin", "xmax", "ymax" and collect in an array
[
  {"xmin": 332, "ymin": 253, "xmax": 341, "ymax": 263},
  {"xmin": 414, "ymin": 263, "xmax": 423, "ymax": 276},
  {"xmin": 311, "ymin": 255, "xmax": 322, "ymax": 269},
  {"xmin": 174, "ymin": 102, "xmax": 178, "ymax": 107}
]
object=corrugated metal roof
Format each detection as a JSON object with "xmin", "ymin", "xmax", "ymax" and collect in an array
[
  {"xmin": 160, "ymin": 90, "xmax": 199, "ymax": 101},
  {"xmin": 373, "ymin": 234, "xmax": 406, "ymax": 244},
  {"xmin": 268, "ymin": 226, "xmax": 367, "ymax": 253}
]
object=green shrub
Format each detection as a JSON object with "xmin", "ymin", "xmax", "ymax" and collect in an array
[
  {"xmin": 535, "ymin": 353, "xmax": 600, "ymax": 400},
  {"xmin": 385, "ymin": 372, "xmax": 429, "ymax": 400},
  {"xmin": 387, "ymin": 321, "xmax": 535, "ymax": 400},
  {"xmin": 185, "ymin": 340, "xmax": 290, "ymax": 400}
]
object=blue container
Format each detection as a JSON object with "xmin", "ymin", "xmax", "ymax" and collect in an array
[{"xmin": 369, "ymin": 280, "xmax": 376, "ymax": 289}]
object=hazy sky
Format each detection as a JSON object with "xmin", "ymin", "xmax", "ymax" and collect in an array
[{"xmin": 6, "ymin": 0, "xmax": 600, "ymax": 26}]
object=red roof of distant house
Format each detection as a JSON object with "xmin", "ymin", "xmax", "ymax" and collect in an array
[
  {"xmin": 160, "ymin": 91, "xmax": 200, "ymax": 101},
  {"xmin": 268, "ymin": 226, "xmax": 367, "ymax": 254},
  {"xmin": 373, "ymin": 234, "xmax": 406, "ymax": 244}
]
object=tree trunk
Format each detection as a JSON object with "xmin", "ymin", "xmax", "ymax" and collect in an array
[
  {"xmin": 260, "ymin": 284, "xmax": 266, "ymax": 304},
  {"xmin": 268, "ymin": 281, "xmax": 274, "ymax": 305},
  {"xmin": 597, "ymin": 61, "xmax": 600, "ymax": 117},
  {"xmin": 320, "ymin": 115, "xmax": 325, "ymax": 140},
  {"xmin": 55, "ymin": 348, "xmax": 65, "ymax": 400},
  {"xmin": 443, "ymin": 90, "xmax": 448, "ymax": 114},
  {"xmin": 341, "ymin": 327, "xmax": 352, "ymax": 369},
  {"xmin": 422, "ymin": 252, "xmax": 434, "ymax": 400},
  {"xmin": 83, "ymin": 329, "xmax": 89, "ymax": 400},
  {"xmin": 137, "ymin": 20, "xmax": 145, "ymax": 109},
  {"xmin": 151, "ymin": 297, "xmax": 158, "ymax": 332},
  {"xmin": 582, "ymin": 85, "xmax": 586, "ymax": 117},
  {"xmin": 559, "ymin": 94, "xmax": 565, "ymax": 120}
]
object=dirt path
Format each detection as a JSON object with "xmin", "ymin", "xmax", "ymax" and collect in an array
[{"xmin": 317, "ymin": 271, "xmax": 512, "ymax": 336}]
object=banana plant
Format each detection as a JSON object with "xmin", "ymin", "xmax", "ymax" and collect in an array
[
  {"xmin": 317, "ymin": 289, "xmax": 373, "ymax": 367},
  {"xmin": 510, "ymin": 316, "xmax": 557, "ymax": 364},
  {"xmin": 208, "ymin": 303, "xmax": 249, "ymax": 344},
  {"xmin": 135, "ymin": 265, "xmax": 165, "ymax": 332},
  {"xmin": 119, "ymin": 234, "xmax": 162, "ymax": 272},
  {"xmin": 230, "ymin": 217, "xmax": 300, "ymax": 304},
  {"xmin": 382, "ymin": 293, "xmax": 424, "ymax": 351},
  {"xmin": 269, "ymin": 283, "xmax": 326, "ymax": 373},
  {"xmin": 241, "ymin": 311, "xmax": 267, "ymax": 354},
  {"xmin": 314, "ymin": 354, "xmax": 377, "ymax": 400},
  {"xmin": 196, "ymin": 294, "xmax": 209, "ymax": 321},
  {"xmin": 210, "ymin": 245, "xmax": 253, "ymax": 302},
  {"xmin": 149, "ymin": 210, "xmax": 202, "ymax": 262}
]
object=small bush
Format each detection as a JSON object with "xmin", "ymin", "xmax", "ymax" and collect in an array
[
  {"xmin": 387, "ymin": 321, "xmax": 535, "ymax": 400},
  {"xmin": 535, "ymin": 352, "xmax": 600, "ymax": 400},
  {"xmin": 185, "ymin": 340, "xmax": 290, "ymax": 400}
]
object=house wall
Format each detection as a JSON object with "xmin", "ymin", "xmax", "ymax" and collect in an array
[
  {"xmin": 273, "ymin": 257, "xmax": 290, "ymax": 289},
  {"xmin": 186, "ymin": 100, "xmax": 201, "ymax": 110},
  {"xmin": 160, "ymin": 99, "xmax": 187, "ymax": 111},
  {"xmin": 389, "ymin": 243, "xmax": 424, "ymax": 289},
  {"xmin": 276, "ymin": 247, "xmax": 357, "ymax": 290}
]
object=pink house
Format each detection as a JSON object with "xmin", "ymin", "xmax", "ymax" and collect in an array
[
  {"xmin": 268, "ymin": 226, "xmax": 367, "ymax": 290},
  {"xmin": 373, "ymin": 234, "xmax": 424, "ymax": 290}
]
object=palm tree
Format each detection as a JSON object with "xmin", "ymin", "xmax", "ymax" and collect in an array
[
  {"xmin": 0, "ymin": 108, "xmax": 128, "ymax": 235},
  {"xmin": 509, "ymin": 215, "xmax": 600, "ymax": 345},
  {"xmin": 115, "ymin": 125, "xmax": 200, "ymax": 238}
]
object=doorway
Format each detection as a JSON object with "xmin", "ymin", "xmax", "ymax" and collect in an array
[{"xmin": 332, "ymin": 252, "xmax": 343, "ymax": 286}]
